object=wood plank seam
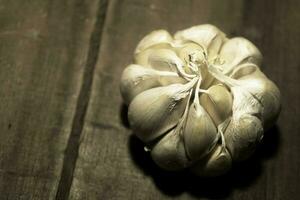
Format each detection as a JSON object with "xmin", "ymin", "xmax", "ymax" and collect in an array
[{"xmin": 55, "ymin": 1, "xmax": 109, "ymax": 199}]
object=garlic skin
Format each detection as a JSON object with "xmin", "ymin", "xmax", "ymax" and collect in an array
[{"xmin": 120, "ymin": 24, "xmax": 281, "ymax": 176}]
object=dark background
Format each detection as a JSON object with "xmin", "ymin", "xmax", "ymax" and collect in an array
[{"xmin": 0, "ymin": 0, "xmax": 299, "ymax": 199}]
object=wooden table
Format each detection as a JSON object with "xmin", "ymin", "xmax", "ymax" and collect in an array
[{"xmin": 0, "ymin": 0, "xmax": 299, "ymax": 199}]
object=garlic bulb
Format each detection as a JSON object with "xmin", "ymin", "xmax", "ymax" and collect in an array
[{"xmin": 120, "ymin": 24, "xmax": 281, "ymax": 176}]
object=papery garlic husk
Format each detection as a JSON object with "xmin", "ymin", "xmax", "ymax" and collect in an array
[
  {"xmin": 190, "ymin": 145, "xmax": 232, "ymax": 176},
  {"xmin": 121, "ymin": 24, "xmax": 281, "ymax": 176}
]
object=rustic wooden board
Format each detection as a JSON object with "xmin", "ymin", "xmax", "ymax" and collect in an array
[
  {"xmin": 1, "ymin": 0, "xmax": 299, "ymax": 199},
  {"xmin": 0, "ymin": 0, "xmax": 102, "ymax": 199}
]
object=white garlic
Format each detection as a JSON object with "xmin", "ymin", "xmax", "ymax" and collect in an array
[{"xmin": 120, "ymin": 24, "xmax": 281, "ymax": 176}]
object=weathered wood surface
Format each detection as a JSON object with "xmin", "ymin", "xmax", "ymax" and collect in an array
[
  {"xmin": 0, "ymin": 0, "xmax": 299, "ymax": 199},
  {"xmin": 0, "ymin": 0, "xmax": 103, "ymax": 199}
]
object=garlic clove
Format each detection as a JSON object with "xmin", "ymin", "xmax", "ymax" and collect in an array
[
  {"xmin": 177, "ymin": 42, "xmax": 217, "ymax": 88},
  {"xmin": 120, "ymin": 65, "xmax": 161, "ymax": 104},
  {"xmin": 134, "ymin": 44, "xmax": 173, "ymax": 67},
  {"xmin": 219, "ymin": 37, "xmax": 262, "ymax": 74},
  {"xmin": 208, "ymin": 65, "xmax": 265, "ymax": 118},
  {"xmin": 177, "ymin": 43, "xmax": 206, "ymax": 74},
  {"xmin": 238, "ymin": 78, "xmax": 281, "ymax": 129},
  {"xmin": 184, "ymin": 102, "xmax": 218, "ymax": 160},
  {"xmin": 146, "ymin": 48, "xmax": 196, "ymax": 80},
  {"xmin": 230, "ymin": 64, "xmax": 281, "ymax": 128},
  {"xmin": 190, "ymin": 145, "xmax": 232, "ymax": 176},
  {"xmin": 135, "ymin": 30, "xmax": 173, "ymax": 54},
  {"xmin": 120, "ymin": 64, "xmax": 186, "ymax": 104},
  {"xmin": 200, "ymin": 84, "xmax": 233, "ymax": 125},
  {"xmin": 174, "ymin": 24, "xmax": 226, "ymax": 60},
  {"xmin": 151, "ymin": 128, "xmax": 190, "ymax": 171},
  {"xmin": 177, "ymin": 43, "xmax": 206, "ymax": 63},
  {"xmin": 128, "ymin": 81, "xmax": 195, "ymax": 142},
  {"xmin": 231, "ymin": 86, "xmax": 263, "ymax": 118},
  {"xmin": 147, "ymin": 49, "xmax": 184, "ymax": 72},
  {"xmin": 230, "ymin": 63, "xmax": 260, "ymax": 79},
  {"xmin": 225, "ymin": 114, "xmax": 264, "ymax": 161}
]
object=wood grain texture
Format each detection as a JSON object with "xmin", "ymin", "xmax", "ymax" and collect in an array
[
  {"xmin": 0, "ymin": 0, "xmax": 102, "ymax": 199},
  {"xmin": 1, "ymin": 0, "xmax": 299, "ymax": 199},
  {"xmin": 68, "ymin": 0, "xmax": 300, "ymax": 200}
]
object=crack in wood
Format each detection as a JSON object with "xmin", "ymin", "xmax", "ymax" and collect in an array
[{"xmin": 55, "ymin": 1, "xmax": 109, "ymax": 199}]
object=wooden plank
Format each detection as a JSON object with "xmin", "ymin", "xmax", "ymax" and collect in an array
[
  {"xmin": 0, "ymin": 0, "xmax": 102, "ymax": 199},
  {"xmin": 68, "ymin": 0, "xmax": 252, "ymax": 199}
]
